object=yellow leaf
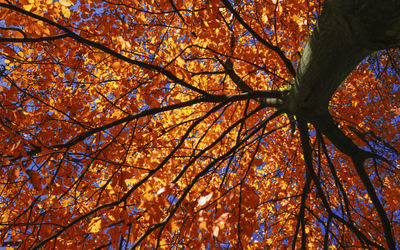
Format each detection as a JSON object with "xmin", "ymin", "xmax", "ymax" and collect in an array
[
  {"xmin": 108, "ymin": 214, "xmax": 116, "ymax": 222},
  {"xmin": 170, "ymin": 221, "xmax": 180, "ymax": 232},
  {"xmin": 62, "ymin": 7, "xmax": 71, "ymax": 18},
  {"xmin": 176, "ymin": 57, "xmax": 185, "ymax": 67},
  {"xmin": 59, "ymin": 0, "xmax": 73, "ymax": 7},
  {"xmin": 23, "ymin": 3, "xmax": 34, "ymax": 11},
  {"xmin": 199, "ymin": 221, "xmax": 207, "ymax": 230},
  {"xmin": 88, "ymin": 217, "xmax": 102, "ymax": 233}
]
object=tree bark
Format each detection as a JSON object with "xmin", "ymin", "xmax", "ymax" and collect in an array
[
  {"xmin": 282, "ymin": 0, "xmax": 400, "ymax": 248},
  {"xmin": 284, "ymin": 0, "xmax": 400, "ymax": 119}
]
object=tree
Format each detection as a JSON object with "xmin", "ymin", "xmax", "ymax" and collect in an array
[{"xmin": 0, "ymin": 0, "xmax": 399, "ymax": 248}]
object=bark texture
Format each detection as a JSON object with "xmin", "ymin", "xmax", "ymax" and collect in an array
[
  {"xmin": 285, "ymin": 0, "xmax": 400, "ymax": 119},
  {"xmin": 283, "ymin": 0, "xmax": 400, "ymax": 248}
]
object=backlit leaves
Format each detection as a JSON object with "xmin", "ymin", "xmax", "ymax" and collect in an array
[{"xmin": 0, "ymin": 0, "xmax": 399, "ymax": 248}]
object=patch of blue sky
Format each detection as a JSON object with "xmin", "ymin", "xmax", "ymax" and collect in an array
[
  {"xmin": 250, "ymin": 212, "xmax": 267, "ymax": 243},
  {"xmin": 166, "ymin": 194, "xmax": 178, "ymax": 206}
]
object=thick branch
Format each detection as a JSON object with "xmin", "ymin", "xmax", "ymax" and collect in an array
[
  {"xmin": 299, "ymin": 119, "xmax": 385, "ymax": 248},
  {"xmin": 293, "ymin": 119, "xmax": 313, "ymax": 249},
  {"xmin": 315, "ymin": 115, "xmax": 396, "ymax": 249},
  {"xmin": 285, "ymin": 0, "xmax": 400, "ymax": 118},
  {"xmin": 287, "ymin": 1, "xmax": 400, "ymax": 248},
  {"xmin": 52, "ymin": 91, "xmax": 284, "ymax": 149}
]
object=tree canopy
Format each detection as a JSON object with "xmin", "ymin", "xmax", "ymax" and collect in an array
[{"xmin": 0, "ymin": 0, "xmax": 399, "ymax": 248}]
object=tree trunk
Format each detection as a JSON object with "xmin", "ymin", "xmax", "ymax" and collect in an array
[
  {"xmin": 284, "ymin": 0, "xmax": 400, "ymax": 119},
  {"xmin": 283, "ymin": 0, "xmax": 400, "ymax": 248}
]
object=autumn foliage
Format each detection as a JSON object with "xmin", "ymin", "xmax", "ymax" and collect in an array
[{"xmin": 0, "ymin": 0, "xmax": 399, "ymax": 248}]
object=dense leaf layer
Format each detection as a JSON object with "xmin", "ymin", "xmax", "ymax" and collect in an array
[{"xmin": 0, "ymin": 0, "xmax": 399, "ymax": 248}]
